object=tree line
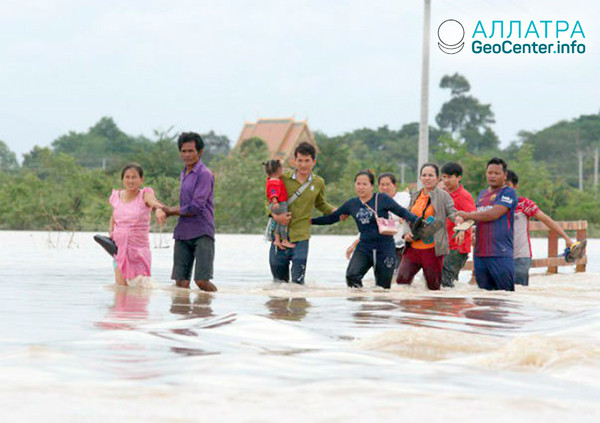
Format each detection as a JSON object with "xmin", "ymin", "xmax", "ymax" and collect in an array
[{"xmin": 1, "ymin": 73, "xmax": 599, "ymax": 235}]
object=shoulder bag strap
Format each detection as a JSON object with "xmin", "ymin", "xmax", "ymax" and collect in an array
[{"xmin": 287, "ymin": 179, "xmax": 312, "ymax": 205}]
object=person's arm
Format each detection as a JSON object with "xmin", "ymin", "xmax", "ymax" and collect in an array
[
  {"xmin": 459, "ymin": 204, "xmax": 509, "ymax": 222},
  {"xmin": 311, "ymin": 200, "xmax": 351, "ymax": 225},
  {"xmin": 346, "ymin": 238, "xmax": 359, "ymax": 260},
  {"xmin": 443, "ymin": 192, "xmax": 463, "ymax": 224},
  {"xmin": 267, "ymin": 181, "xmax": 280, "ymax": 210},
  {"xmin": 315, "ymin": 181, "xmax": 336, "ymax": 215},
  {"xmin": 165, "ymin": 173, "xmax": 213, "ymax": 217},
  {"xmin": 387, "ymin": 197, "xmax": 418, "ymax": 223},
  {"xmin": 143, "ymin": 189, "xmax": 167, "ymax": 225},
  {"xmin": 109, "ymin": 215, "xmax": 114, "ymax": 238},
  {"xmin": 534, "ymin": 210, "xmax": 574, "ymax": 247}
]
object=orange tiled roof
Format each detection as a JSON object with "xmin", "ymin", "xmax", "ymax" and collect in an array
[{"xmin": 234, "ymin": 118, "xmax": 315, "ymax": 163}]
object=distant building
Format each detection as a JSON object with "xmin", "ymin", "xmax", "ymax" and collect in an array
[{"xmin": 234, "ymin": 117, "xmax": 316, "ymax": 166}]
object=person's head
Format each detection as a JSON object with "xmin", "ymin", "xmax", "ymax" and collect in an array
[
  {"xmin": 420, "ymin": 163, "xmax": 440, "ymax": 191},
  {"xmin": 354, "ymin": 169, "xmax": 375, "ymax": 198},
  {"xmin": 294, "ymin": 142, "xmax": 316, "ymax": 176},
  {"xmin": 486, "ymin": 157, "xmax": 508, "ymax": 189},
  {"xmin": 177, "ymin": 132, "xmax": 204, "ymax": 167},
  {"xmin": 441, "ymin": 162, "xmax": 463, "ymax": 192},
  {"xmin": 506, "ymin": 169, "xmax": 519, "ymax": 189},
  {"xmin": 263, "ymin": 159, "xmax": 282, "ymax": 178},
  {"xmin": 121, "ymin": 163, "xmax": 144, "ymax": 191},
  {"xmin": 377, "ymin": 172, "xmax": 397, "ymax": 197}
]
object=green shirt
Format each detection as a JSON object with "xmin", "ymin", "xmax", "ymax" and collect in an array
[{"xmin": 282, "ymin": 171, "xmax": 335, "ymax": 242}]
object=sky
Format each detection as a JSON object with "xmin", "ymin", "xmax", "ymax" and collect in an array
[{"xmin": 1, "ymin": 0, "xmax": 599, "ymax": 159}]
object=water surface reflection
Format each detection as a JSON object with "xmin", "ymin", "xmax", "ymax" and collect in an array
[{"xmin": 348, "ymin": 296, "xmax": 538, "ymax": 335}]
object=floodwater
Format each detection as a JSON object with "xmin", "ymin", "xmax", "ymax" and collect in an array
[{"xmin": 1, "ymin": 231, "xmax": 599, "ymax": 422}]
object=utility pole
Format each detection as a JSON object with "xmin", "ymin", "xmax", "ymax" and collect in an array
[
  {"xmin": 594, "ymin": 147, "xmax": 598, "ymax": 195},
  {"xmin": 400, "ymin": 162, "xmax": 406, "ymax": 186},
  {"xmin": 577, "ymin": 150, "xmax": 584, "ymax": 191},
  {"xmin": 417, "ymin": 0, "xmax": 431, "ymax": 187}
]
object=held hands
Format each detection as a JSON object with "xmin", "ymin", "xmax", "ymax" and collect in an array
[{"xmin": 454, "ymin": 215, "xmax": 465, "ymax": 225}]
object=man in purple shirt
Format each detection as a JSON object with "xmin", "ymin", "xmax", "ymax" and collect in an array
[{"xmin": 163, "ymin": 132, "xmax": 217, "ymax": 292}]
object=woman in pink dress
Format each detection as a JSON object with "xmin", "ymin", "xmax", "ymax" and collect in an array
[{"xmin": 109, "ymin": 163, "xmax": 167, "ymax": 286}]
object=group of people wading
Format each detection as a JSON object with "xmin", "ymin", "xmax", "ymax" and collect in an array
[
  {"xmin": 105, "ymin": 133, "xmax": 575, "ymax": 293},
  {"xmin": 264, "ymin": 142, "xmax": 574, "ymax": 292}
]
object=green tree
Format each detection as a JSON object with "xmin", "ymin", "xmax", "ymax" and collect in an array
[
  {"xmin": 0, "ymin": 140, "xmax": 18, "ymax": 172},
  {"xmin": 519, "ymin": 113, "xmax": 600, "ymax": 188},
  {"xmin": 213, "ymin": 137, "xmax": 269, "ymax": 232},
  {"xmin": 202, "ymin": 130, "xmax": 231, "ymax": 165},
  {"xmin": 436, "ymin": 73, "xmax": 499, "ymax": 153}
]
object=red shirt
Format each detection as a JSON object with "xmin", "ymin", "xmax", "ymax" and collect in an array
[
  {"xmin": 446, "ymin": 185, "xmax": 476, "ymax": 254},
  {"xmin": 266, "ymin": 178, "xmax": 288, "ymax": 202}
]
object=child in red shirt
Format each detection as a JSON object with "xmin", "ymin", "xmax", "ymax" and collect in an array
[{"xmin": 264, "ymin": 160, "xmax": 295, "ymax": 248}]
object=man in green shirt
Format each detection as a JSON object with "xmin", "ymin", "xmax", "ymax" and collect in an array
[{"xmin": 270, "ymin": 142, "xmax": 335, "ymax": 284}]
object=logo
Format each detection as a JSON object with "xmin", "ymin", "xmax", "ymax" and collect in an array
[
  {"xmin": 438, "ymin": 19, "xmax": 465, "ymax": 54},
  {"xmin": 357, "ymin": 208, "xmax": 373, "ymax": 225}
]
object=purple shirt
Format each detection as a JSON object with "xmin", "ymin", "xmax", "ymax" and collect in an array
[{"xmin": 173, "ymin": 160, "xmax": 215, "ymax": 241}]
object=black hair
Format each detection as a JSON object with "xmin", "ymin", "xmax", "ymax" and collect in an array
[
  {"xmin": 420, "ymin": 163, "xmax": 440, "ymax": 177},
  {"xmin": 294, "ymin": 141, "xmax": 316, "ymax": 160},
  {"xmin": 121, "ymin": 163, "xmax": 144, "ymax": 179},
  {"xmin": 377, "ymin": 172, "xmax": 397, "ymax": 185},
  {"xmin": 441, "ymin": 162, "xmax": 463, "ymax": 177},
  {"xmin": 263, "ymin": 159, "xmax": 282, "ymax": 176},
  {"xmin": 355, "ymin": 169, "xmax": 375, "ymax": 185},
  {"xmin": 486, "ymin": 157, "xmax": 508, "ymax": 172},
  {"xmin": 177, "ymin": 132, "xmax": 204, "ymax": 152},
  {"xmin": 507, "ymin": 169, "xmax": 519, "ymax": 185}
]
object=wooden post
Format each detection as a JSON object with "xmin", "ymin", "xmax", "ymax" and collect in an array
[
  {"xmin": 547, "ymin": 230, "xmax": 558, "ymax": 274},
  {"xmin": 576, "ymin": 220, "xmax": 587, "ymax": 273}
]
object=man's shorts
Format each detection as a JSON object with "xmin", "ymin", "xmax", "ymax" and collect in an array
[
  {"xmin": 172, "ymin": 236, "xmax": 214, "ymax": 281},
  {"xmin": 514, "ymin": 257, "xmax": 532, "ymax": 286},
  {"xmin": 473, "ymin": 256, "xmax": 515, "ymax": 291}
]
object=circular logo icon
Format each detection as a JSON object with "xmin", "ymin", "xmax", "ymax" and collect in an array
[{"xmin": 438, "ymin": 19, "xmax": 465, "ymax": 54}]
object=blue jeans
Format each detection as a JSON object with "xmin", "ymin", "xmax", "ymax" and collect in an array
[
  {"xmin": 514, "ymin": 257, "xmax": 532, "ymax": 286},
  {"xmin": 269, "ymin": 240, "xmax": 309, "ymax": 284}
]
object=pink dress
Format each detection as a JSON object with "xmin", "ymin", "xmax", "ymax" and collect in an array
[{"xmin": 109, "ymin": 187, "xmax": 154, "ymax": 280}]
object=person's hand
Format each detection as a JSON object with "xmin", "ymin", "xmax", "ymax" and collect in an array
[
  {"xmin": 457, "ymin": 210, "xmax": 469, "ymax": 219},
  {"xmin": 340, "ymin": 214, "xmax": 349, "ymax": 221},
  {"xmin": 404, "ymin": 233, "xmax": 414, "ymax": 243},
  {"xmin": 272, "ymin": 201, "xmax": 280, "ymax": 211},
  {"xmin": 272, "ymin": 212, "xmax": 292, "ymax": 226},
  {"xmin": 455, "ymin": 215, "xmax": 464, "ymax": 225},
  {"xmin": 566, "ymin": 238, "xmax": 574, "ymax": 248},
  {"xmin": 161, "ymin": 205, "xmax": 175, "ymax": 217},
  {"xmin": 155, "ymin": 208, "xmax": 167, "ymax": 226},
  {"xmin": 345, "ymin": 244, "xmax": 355, "ymax": 260},
  {"xmin": 455, "ymin": 230, "xmax": 465, "ymax": 245}
]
